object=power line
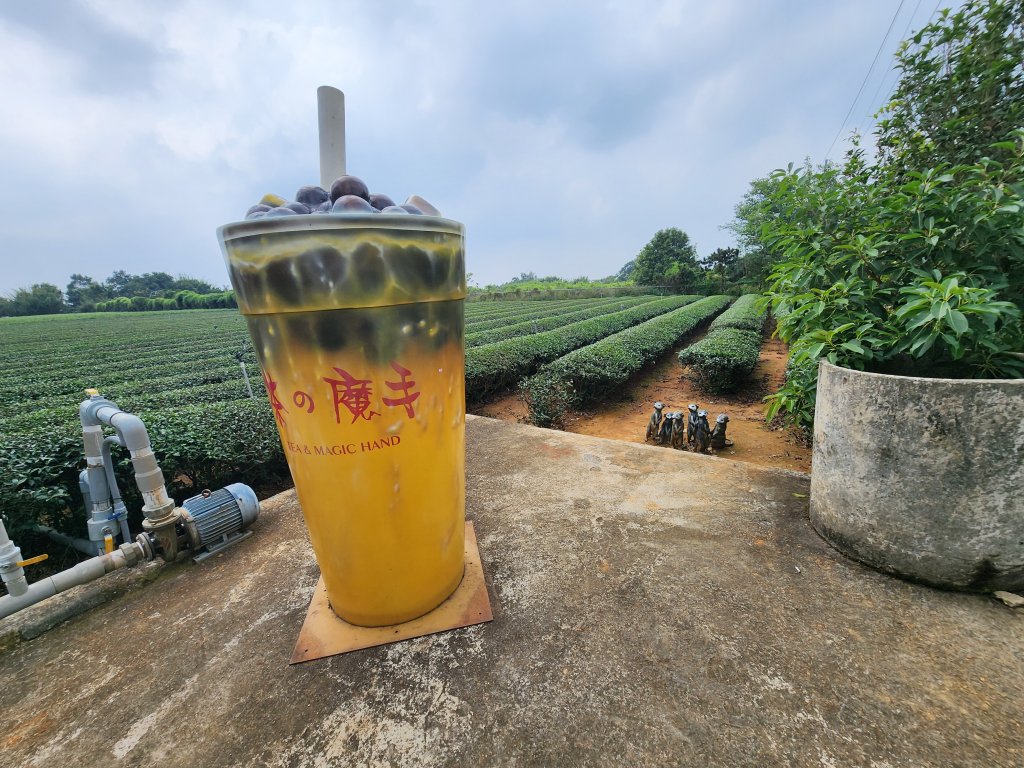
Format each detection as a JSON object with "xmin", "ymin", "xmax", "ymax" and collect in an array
[
  {"xmin": 824, "ymin": 0, "xmax": 907, "ymax": 160},
  {"xmin": 855, "ymin": 0, "xmax": 949, "ymax": 140},
  {"xmin": 855, "ymin": 0, "xmax": 925, "ymax": 138}
]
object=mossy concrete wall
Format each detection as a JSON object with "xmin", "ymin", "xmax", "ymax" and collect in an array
[{"xmin": 810, "ymin": 361, "xmax": 1024, "ymax": 591}]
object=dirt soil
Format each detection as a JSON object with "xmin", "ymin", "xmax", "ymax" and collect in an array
[{"xmin": 470, "ymin": 330, "xmax": 812, "ymax": 473}]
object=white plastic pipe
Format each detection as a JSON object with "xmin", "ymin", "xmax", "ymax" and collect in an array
[
  {"xmin": 0, "ymin": 545, "xmax": 141, "ymax": 620},
  {"xmin": 0, "ymin": 518, "xmax": 28, "ymax": 598},
  {"xmin": 317, "ymin": 85, "xmax": 346, "ymax": 188}
]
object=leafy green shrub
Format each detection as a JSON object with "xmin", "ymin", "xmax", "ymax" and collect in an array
[
  {"xmin": 759, "ymin": 140, "xmax": 1024, "ymax": 427},
  {"xmin": 0, "ymin": 424, "xmax": 83, "ymax": 538},
  {"xmin": 144, "ymin": 400, "xmax": 288, "ymax": 495},
  {"xmin": 708, "ymin": 294, "xmax": 766, "ymax": 332},
  {"xmin": 679, "ymin": 327, "xmax": 763, "ymax": 393},
  {"xmin": 741, "ymin": 2, "xmax": 1024, "ymax": 429},
  {"xmin": 523, "ymin": 295, "xmax": 732, "ymax": 426},
  {"xmin": 91, "ymin": 291, "xmax": 236, "ymax": 311},
  {"xmin": 465, "ymin": 295, "xmax": 700, "ymax": 400}
]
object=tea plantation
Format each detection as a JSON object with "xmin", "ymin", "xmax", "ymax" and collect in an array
[{"xmin": 0, "ymin": 296, "xmax": 726, "ymax": 538}]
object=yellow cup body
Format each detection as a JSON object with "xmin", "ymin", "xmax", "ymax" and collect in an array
[{"xmin": 218, "ymin": 215, "xmax": 466, "ymax": 626}]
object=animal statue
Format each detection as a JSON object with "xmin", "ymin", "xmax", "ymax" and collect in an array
[
  {"xmin": 693, "ymin": 409, "xmax": 712, "ymax": 454},
  {"xmin": 670, "ymin": 412, "xmax": 686, "ymax": 449},
  {"xmin": 686, "ymin": 403, "xmax": 700, "ymax": 447},
  {"xmin": 645, "ymin": 401, "xmax": 665, "ymax": 442},
  {"xmin": 657, "ymin": 408, "xmax": 674, "ymax": 445},
  {"xmin": 710, "ymin": 413, "xmax": 732, "ymax": 450}
]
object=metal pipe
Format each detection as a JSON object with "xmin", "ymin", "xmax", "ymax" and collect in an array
[
  {"xmin": 0, "ymin": 541, "xmax": 147, "ymax": 620},
  {"xmin": 117, "ymin": 514, "xmax": 131, "ymax": 547},
  {"xmin": 102, "ymin": 435, "xmax": 124, "ymax": 506}
]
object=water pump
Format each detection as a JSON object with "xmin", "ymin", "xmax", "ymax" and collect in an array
[
  {"xmin": 181, "ymin": 484, "xmax": 260, "ymax": 561},
  {"xmin": 0, "ymin": 393, "xmax": 264, "ymax": 621}
]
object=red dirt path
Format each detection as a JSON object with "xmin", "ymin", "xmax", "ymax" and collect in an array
[{"xmin": 469, "ymin": 331, "xmax": 811, "ymax": 474}]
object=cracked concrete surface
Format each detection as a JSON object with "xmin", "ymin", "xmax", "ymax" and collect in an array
[{"xmin": 1, "ymin": 416, "xmax": 1021, "ymax": 767}]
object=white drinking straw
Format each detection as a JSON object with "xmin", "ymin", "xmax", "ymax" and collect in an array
[{"xmin": 317, "ymin": 86, "xmax": 346, "ymax": 188}]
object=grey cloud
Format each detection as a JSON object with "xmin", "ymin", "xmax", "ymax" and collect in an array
[
  {"xmin": 0, "ymin": 1, "xmax": 168, "ymax": 94},
  {"xmin": 0, "ymin": 0, "xmax": 956, "ymax": 293}
]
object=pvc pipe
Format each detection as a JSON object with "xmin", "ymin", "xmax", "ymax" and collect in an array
[
  {"xmin": 82, "ymin": 424, "xmax": 113, "ymax": 521},
  {"xmin": 102, "ymin": 435, "xmax": 132, "ymax": 544},
  {"xmin": 34, "ymin": 525, "xmax": 96, "ymax": 556},
  {"xmin": 81, "ymin": 398, "xmax": 175, "ymax": 523},
  {"xmin": 317, "ymin": 85, "xmax": 346, "ymax": 188},
  {"xmin": 0, "ymin": 518, "xmax": 28, "ymax": 598},
  {"xmin": 0, "ymin": 545, "xmax": 143, "ymax": 621},
  {"xmin": 118, "ymin": 515, "xmax": 131, "ymax": 547},
  {"xmin": 102, "ymin": 436, "xmax": 124, "ymax": 506},
  {"xmin": 240, "ymin": 361, "xmax": 254, "ymax": 399},
  {"xmin": 78, "ymin": 470, "xmax": 93, "ymax": 515}
]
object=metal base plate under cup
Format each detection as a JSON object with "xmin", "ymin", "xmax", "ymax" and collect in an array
[{"xmin": 290, "ymin": 522, "xmax": 492, "ymax": 663}]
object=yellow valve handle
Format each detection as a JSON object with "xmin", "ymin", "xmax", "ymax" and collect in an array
[
  {"xmin": 104, "ymin": 534, "xmax": 115, "ymax": 554},
  {"xmin": 84, "ymin": 388, "xmax": 100, "ymax": 396},
  {"xmin": 16, "ymin": 554, "xmax": 48, "ymax": 567}
]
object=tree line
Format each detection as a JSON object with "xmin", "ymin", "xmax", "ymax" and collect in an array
[
  {"xmin": 481, "ymin": 238, "xmax": 743, "ymax": 296},
  {"xmin": 0, "ymin": 271, "xmax": 234, "ymax": 316}
]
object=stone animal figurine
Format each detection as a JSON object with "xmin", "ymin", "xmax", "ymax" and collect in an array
[
  {"xmin": 670, "ymin": 412, "xmax": 686, "ymax": 449},
  {"xmin": 657, "ymin": 408, "xmax": 674, "ymax": 445},
  {"xmin": 710, "ymin": 413, "xmax": 732, "ymax": 450},
  {"xmin": 693, "ymin": 409, "xmax": 712, "ymax": 454},
  {"xmin": 645, "ymin": 401, "xmax": 665, "ymax": 442},
  {"xmin": 686, "ymin": 403, "xmax": 700, "ymax": 447}
]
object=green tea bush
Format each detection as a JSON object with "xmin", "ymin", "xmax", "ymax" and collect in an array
[
  {"xmin": 0, "ymin": 423, "xmax": 83, "ymax": 538},
  {"xmin": 678, "ymin": 327, "xmax": 763, "ymax": 393},
  {"xmin": 708, "ymin": 294, "xmax": 767, "ymax": 332},
  {"xmin": 677, "ymin": 294, "xmax": 767, "ymax": 392},
  {"xmin": 465, "ymin": 295, "xmax": 699, "ymax": 400},
  {"xmin": 758, "ymin": 141, "xmax": 1024, "ymax": 428},
  {"xmin": 465, "ymin": 298, "xmax": 618, "ymax": 332},
  {"xmin": 0, "ymin": 400, "xmax": 288, "ymax": 539},
  {"xmin": 523, "ymin": 295, "xmax": 732, "ymax": 426},
  {"xmin": 466, "ymin": 296, "xmax": 658, "ymax": 347}
]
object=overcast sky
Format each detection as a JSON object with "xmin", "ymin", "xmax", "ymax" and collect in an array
[{"xmin": 0, "ymin": 0, "xmax": 957, "ymax": 294}]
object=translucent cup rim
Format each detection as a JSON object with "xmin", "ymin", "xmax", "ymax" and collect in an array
[{"xmin": 218, "ymin": 213, "xmax": 465, "ymax": 243}]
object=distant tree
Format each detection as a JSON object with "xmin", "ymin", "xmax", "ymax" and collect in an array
[
  {"xmin": 172, "ymin": 276, "xmax": 219, "ymax": 294},
  {"xmin": 104, "ymin": 270, "xmax": 177, "ymax": 298},
  {"xmin": 7, "ymin": 283, "xmax": 65, "ymax": 316},
  {"xmin": 725, "ymin": 163, "xmax": 833, "ymax": 287},
  {"xmin": 704, "ymin": 247, "xmax": 740, "ymax": 291},
  {"xmin": 632, "ymin": 228, "xmax": 702, "ymax": 290},
  {"xmin": 65, "ymin": 273, "xmax": 111, "ymax": 311},
  {"xmin": 507, "ymin": 272, "xmax": 539, "ymax": 284},
  {"xmin": 130, "ymin": 272, "xmax": 176, "ymax": 297},
  {"xmin": 104, "ymin": 270, "xmax": 134, "ymax": 296},
  {"xmin": 615, "ymin": 259, "xmax": 636, "ymax": 282}
]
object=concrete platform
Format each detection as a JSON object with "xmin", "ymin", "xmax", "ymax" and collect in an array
[{"xmin": 1, "ymin": 416, "xmax": 1021, "ymax": 767}]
